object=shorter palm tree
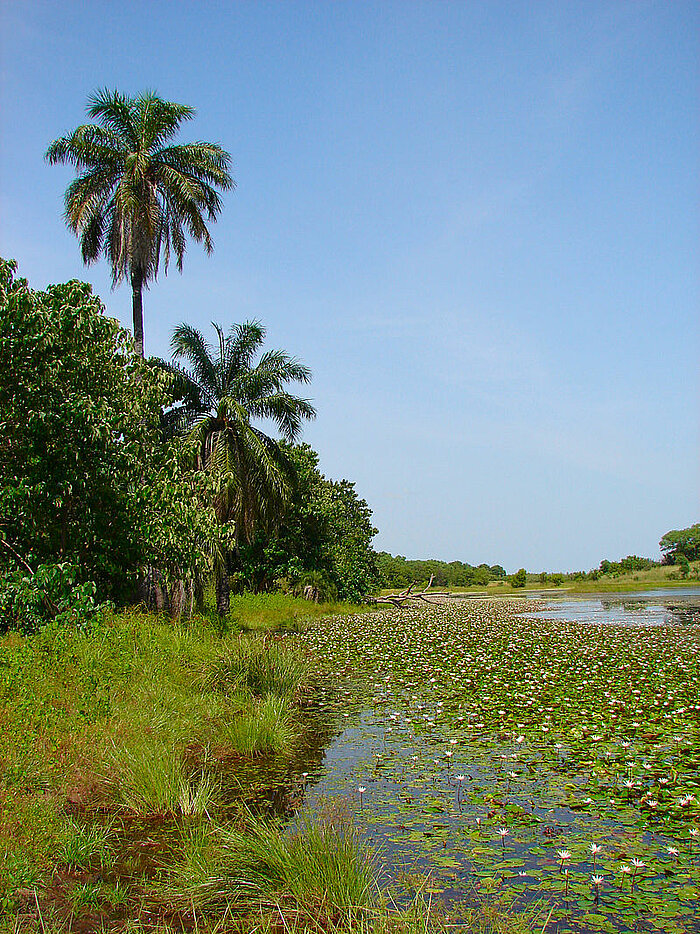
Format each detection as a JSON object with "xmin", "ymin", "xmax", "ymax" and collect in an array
[{"xmin": 164, "ymin": 321, "xmax": 315, "ymax": 614}]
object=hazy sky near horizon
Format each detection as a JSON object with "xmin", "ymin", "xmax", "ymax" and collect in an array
[{"xmin": 1, "ymin": 0, "xmax": 698, "ymax": 571}]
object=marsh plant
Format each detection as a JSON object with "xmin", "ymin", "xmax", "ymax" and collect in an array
[
  {"xmin": 202, "ymin": 637, "xmax": 309, "ymax": 700},
  {"xmin": 58, "ymin": 819, "xmax": 114, "ymax": 871},
  {"xmin": 219, "ymin": 693, "xmax": 298, "ymax": 756},
  {"xmin": 166, "ymin": 811, "xmax": 379, "ymax": 919},
  {"xmin": 108, "ymin": 737, "xmax": 219, "ymax": 816}
]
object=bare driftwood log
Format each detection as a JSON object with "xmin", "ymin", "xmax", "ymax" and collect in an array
[{"xmin": 369, "ymin": 575, "xmax": 453, "ymax": 608}]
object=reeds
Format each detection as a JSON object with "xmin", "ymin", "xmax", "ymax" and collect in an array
[
  {"xmin": 58, "ymin": 818, "xmax": 114, "ymax": 871},
  {"xmin": 106, "ymin": 737, "xmax": 218, "ymax": 816},
  {"xmin": 202, "ymin": 637, "xmax": 310, "ymax": 699}
]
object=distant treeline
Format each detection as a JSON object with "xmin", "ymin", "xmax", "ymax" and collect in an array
[
  {"xmin": 377, "ymin": 552, "xmax": 671, "ymax": 590},
  {"xmin": 376, "ymin": 553, "xmax": 506, "ymax": 589},
  {"xmin": 371, "ymin": 526, "xmax": 700, "ymax": 593}
]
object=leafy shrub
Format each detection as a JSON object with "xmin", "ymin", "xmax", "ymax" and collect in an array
[
  {"xmin": 0, "ymin": 560, "xmax": 107, "ymax": 633},
  {"xmin": 0, "ymin": 257, "xmax": 217, "ymax": 614}
]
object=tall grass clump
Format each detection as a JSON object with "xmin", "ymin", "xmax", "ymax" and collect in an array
[
  {"xmin": 58, "ymin": 819, "xmax": 114, "ymax": 871},
  {"xmin": 107, "ymin": 737, "xmax": 218, "ymax": 816},
  {"xmin": 203, "ymin": 638, "xmax": 309, "ymax": 700},
  {"xmin": 167, "ymin": 812, "xmax": 378, "ymax": 919},
  {"xmin": 220, "ymin": 694, "xmax": 297, "ymax": 756}
]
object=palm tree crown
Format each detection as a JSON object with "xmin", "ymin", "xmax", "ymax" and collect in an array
[
  {"xmin": 166, "ymin": 320, "xmax": 316, "ymax": 546},
  {"xmin": 46, "ymin": 89, "xmax": 234, "ymax": 356}
]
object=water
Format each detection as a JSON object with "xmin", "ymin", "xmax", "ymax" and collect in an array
[
  {"xmin": 525, "ymin": 587, "xmax": 700, "ymax": 627},
  {"xmin": 298, "ymin": 596, "xmax": 700, "ymax": 933}
]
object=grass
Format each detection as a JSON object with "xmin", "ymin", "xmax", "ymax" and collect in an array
[
  {"xmin": 226, "ymin": 592, "xmax": 376, "ymax": 632},
  {"xmin": 0, "ymin": 605, "xmax": 326, "ymax": 913},
  {"xmin": 164, "ymin": 810, "xmax": 380, "ymax": 917},
  {"xmin": 163, "ymin": 811, "xmax": 549, "ymax": 933},
  {"xmin": 220, "ymin": 694, "xmax": 298, "ymax": 756},
  {"xmin": 202, "ymin": 636, "xmax": 310, "ymax": 698},
  {"xmin": 106, "ymin": 737, "xmax": 221, "ymax": 816},
  {"xmin": 57, "ymin": 819, "xmax": 114, "ymax": 871}
]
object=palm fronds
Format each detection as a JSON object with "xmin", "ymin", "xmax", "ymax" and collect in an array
[
  {"xmin": 46, "ymin": 88, "xmax": 234, "ymax": 354},
  {"xmin": 165, "ymin": 322, "xmax": 315, "ymax": 573}
]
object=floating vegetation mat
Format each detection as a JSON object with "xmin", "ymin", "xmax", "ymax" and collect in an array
[{"xmin": 299, "ymin": 599, "xmax": 700, "ymax": 933}]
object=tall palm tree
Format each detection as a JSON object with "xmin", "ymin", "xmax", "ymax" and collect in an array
[
  {"xmin": 46, "ymin": 89, "xmax": 233, "ymax": 357},
  {"xmin": 165, "ymin": 321, "xmax": 316, "ymax": 614}
]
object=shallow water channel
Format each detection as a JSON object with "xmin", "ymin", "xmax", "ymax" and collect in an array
[{"xmin": 295, "ymin": 594, "xmax": 700, "ymax": 934}]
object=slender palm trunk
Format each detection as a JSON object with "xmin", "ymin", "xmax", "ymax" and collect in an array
[
  {"xmin": 131, "ymin": 269, "xmax": 145, "ymax": 358},
  {"xmin": 215, "ymin": 565, "xmax": 230, "ymax": 616}
]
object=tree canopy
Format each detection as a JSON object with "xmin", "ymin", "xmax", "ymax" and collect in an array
[
  {"xmin": 659, "ymin": 525, "xmax": 700, "ymax": 564},
  {"xmin": 238, "ymin": 444, "xmax": 380, "ymax": 602},
  {"xmin": 0, "ymin": 258, "xmax": 216, "ymax": 628},
  {"xmin": 162, "ymin": 321, "xmax": 316, "ymax": 613},
  {"xmin": 46, "ymin": 89, "xmax": 233, "ymax": 356},
  {"xmin": 376, "ymin": 554, "xmax": 506, "ymax": 589}
]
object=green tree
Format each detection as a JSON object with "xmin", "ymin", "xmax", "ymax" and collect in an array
[
  {"xmin": 376, "ymin": 553, "xmax": 413, "ymax": 590},
  {"xmin": 0, "ymin": 258, "xmax": 216, "ymax": 627},
  {"xmin": 46, "ymin": 89, "xmax": 233, "ymax": 357},
  {"xmin": 164, "ymin": 322, "xmax": 315, "ymax": 614},
  {"xmin": 511, "ymin": 568, "xmax": 527, "ymax": 588},
  {"xmin": 660, "ymin": 525, "xmax": 700, "ymax": 564},
  {"xmin": 239, "ymin": 444, "xmax": 379, "ymax": 601}
]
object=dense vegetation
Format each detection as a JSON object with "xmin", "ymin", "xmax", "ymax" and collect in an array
[
  {"xmin": 377, "ymin": 554, "xmax": 506, "ymax": 589},
  {"xmin": 0, "ymin": 258, "xmax": 380, "ymax": 630},
  {"xmin": 660, "ymin": 524, "xmax": 700, "ymax": 564}
]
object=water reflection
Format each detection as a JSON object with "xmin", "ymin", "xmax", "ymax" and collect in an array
[{"xmin": 527, "ymin": 588, "xmax": 700, "ymax": 627}]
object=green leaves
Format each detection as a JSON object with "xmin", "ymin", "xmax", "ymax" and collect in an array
[
  {"xmin": 0, "ymin": 258, "xmax": 218, "ymax": 625},
  {"xmin": 165, "ymin": 321, "xmax": 316, "ymax": 547}
]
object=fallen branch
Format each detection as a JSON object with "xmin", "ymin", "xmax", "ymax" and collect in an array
[{"xmin": 368, "ymin": 575, "xmax": 454, "ymax": 608}]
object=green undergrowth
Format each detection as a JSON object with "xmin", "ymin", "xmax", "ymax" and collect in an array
[
  {"xmin": 0, "ymin": 606, "xmax": 322, "ymax": 913},
  {"xmin": 226, "ymin": 591, "xmax": 377, "ymax": 631}
]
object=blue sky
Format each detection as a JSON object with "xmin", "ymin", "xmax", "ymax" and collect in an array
[{"xmin": 1, "ymin": 0, "xmax": 697, "ymax": 570}]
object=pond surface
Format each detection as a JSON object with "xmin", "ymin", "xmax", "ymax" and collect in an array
[
  {"xmin": 525, "ymin": 588, "xmax": 700, "ymax": 628},
  {"xmin": 297, "ymin": 597, "xmax": 700, "ymax": 934}
]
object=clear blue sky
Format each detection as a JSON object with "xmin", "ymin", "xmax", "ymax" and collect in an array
[{"xmin": 1, "ymin": 0, "xmax": 698, "ymax": 571}]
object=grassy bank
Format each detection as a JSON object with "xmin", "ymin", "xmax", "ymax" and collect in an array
[{"xmin": 0, "ymin": 598, "xmax": 541, "ymax": 933}]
